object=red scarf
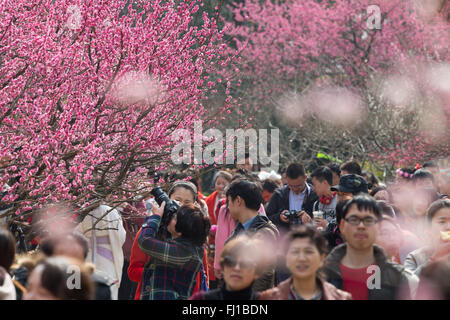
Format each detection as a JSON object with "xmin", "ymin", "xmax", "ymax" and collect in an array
[{"xmin": 319, "ymin": 192, "xmax": 337, "ymax": 205}]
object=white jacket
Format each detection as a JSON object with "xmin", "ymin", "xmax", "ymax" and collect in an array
[
  {"xmin": 0, "ymin": 267, "xmax": 16, "ymax": 300},
  {"xmin": 76, "ymin": 204, "xmax": 126, "ymax": 300}
]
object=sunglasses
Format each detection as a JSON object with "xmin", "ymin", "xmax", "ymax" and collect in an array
[{"xmin": 222, "ymin": 256, "xmax": 256, "ymax": 270}]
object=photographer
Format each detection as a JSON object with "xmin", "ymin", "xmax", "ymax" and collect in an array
[
  {"xmin": 137, "ymin": 200, "xmax": 211, "ymax": 300},
  {"xmin": 266, "ymin": 163, "xmax": 318, "ymax": 235},
  {"xmin": 265, "ymin": 163, "xmax": 318, "ymax": 284},
  {"xmin": 128, "ymin": 181, "xmax": 209, "ymax": 299}
]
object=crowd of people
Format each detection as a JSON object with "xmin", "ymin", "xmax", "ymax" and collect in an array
[{"xmin": 1, "ymin": 157, "xmax": 449, "ymax": 300}]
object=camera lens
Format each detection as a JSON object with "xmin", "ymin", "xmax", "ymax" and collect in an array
[{"xmin": 151, "ymin": 187, "xmax": 171, "ymax": 206}]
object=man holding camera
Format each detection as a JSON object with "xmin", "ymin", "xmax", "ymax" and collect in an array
[
  {"xmin": 266, "ymin": 163, "xmax": 318, "ymax": 235},
  {"xmin": 265, "ymin": 163, "xmax": 318, "ymax": 285}
]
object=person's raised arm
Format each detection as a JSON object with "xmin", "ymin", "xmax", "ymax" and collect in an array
[{"xmin": 138, "ymin": 202, "xmax": 198, "ymax": 267}]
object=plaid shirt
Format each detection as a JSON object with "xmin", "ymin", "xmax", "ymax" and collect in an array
[{"xmin": 138, "ymin": 215, "xmax": 203, "ymax": 300}]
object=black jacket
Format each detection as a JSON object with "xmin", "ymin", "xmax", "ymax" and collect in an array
[
  {"xmin": 92, "ymin": 271, "xmax": 113, "ymax": 300},
  {"xmin": 227, "ymin": 214, "xmax": 279, "ymax": 244},
  {"xmin": 190, "ymin": 283, "xmax": 259, "ymax": 300},
  {"xmin": 323, "ymin": 222, "xmax": 344, "ymax": 251},
  {"xmin": 226, "ymin": 214, "xmax": 279, "ymax": 292},
  {"xmin": 266, "ymin": 184, "xmax": 318, "ymax": 234},
  {"xmin": 323, "ymin": 243, "xmax": 413, "ymax": 300}
]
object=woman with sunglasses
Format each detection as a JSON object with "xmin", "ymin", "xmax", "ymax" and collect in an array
[
  {"xmin": 259, "ymin": 225, "xmax": 352, "ymax": 300},
  {"xmin": 190, "ymin": 236, "xmax": 263, "ymax": 300}
]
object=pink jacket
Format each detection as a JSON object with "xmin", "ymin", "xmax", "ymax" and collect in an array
[{"xmin": 214, "ymin": 202, "xmax": 267, "ymax": 272}]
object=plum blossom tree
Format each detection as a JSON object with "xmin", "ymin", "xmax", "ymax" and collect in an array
[
  {"xmin": 0, "ymin": 0, "xmax": 233, "ymax": 233},
  {"xmin": 225, "ymin": 0, "xmax": 449, "ymax": 172}
]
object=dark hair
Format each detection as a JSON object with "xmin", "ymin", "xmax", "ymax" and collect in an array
[
  {"xmin": 286, "ymin": 163, "xmax": 306, "ymax": 179},
  {"xmin": 187, "ymin": 175, "xmax": 199, "ymax": 191},
  {"xmin": 234, "ymin": 152, "xmax": 253, "ymax": 166},
  {"xmin": 282, "ymin": 225, "xmax": 328, "ymax": 256},
  {"xmin": 427, "ymin": 199, "xmax": 450, "ymax": 223},
  {"xmin": 229, "ymin": 171, "xmax": 262, "ymax": 195},
  {"xmin": 166, "ymin": 171, "xmax": 188, "ymax": 185},
  {"xmin": 223, "ymin": 173, "xmax": 261, "ymax": 217},
  {"xmin": 232, "ymin": 152, "xmax": 251, "ymax": 164},
  {"xmin": 340, "ymin": 160, "xmax": 362, "ymax": 176},
  {"xmin": 36, "ymin": 256, "xmax": 94, "ymax": 300},
  {"xmin": 341, "ymin": 194, "xmax": 382, "ymax": 220},
  {"xmin": 230, "ymin": 173, "xmax": 244, "ymax": 183},
  {"xmin": 336, "ymin": 200, "xmax": 349, "ymax": 225},
  {"xmin": 413, "ymin": 169, "xmax": 435, "ymax": 184},
  {"xmin": 396, "ymin": 167, "xmax": 416, "ymax": 180},
  {"xmin": 370, "ymin": 185, "xmax": 388, "ymax": 197},
  {"xmin": 376, "ymin": 200, "xmax": 396, "ymax": 218},
  {"xmin": 262, "ymin": 179, "xmax": 279, "ymax": 193},
  {"xmin": 175, "ymin": 204, "xmax": 210, "ymax": 246},
  {"xmin": 402, "ymin": 167, "xmax": 416, "ymax": 174},
  {"xmin": 225, "ymin": 180, "xmax": 262, "ymax": 211},
  {"xmin": 282, "ymin": 225, "xmax": 328, "ymax": 281},
  {"xmin": 362, "ymin": 171, "xmax": 379, "ymax": 190},
  {"xmin": 423, "ymin": 161, "xmax": 439, "ymax": 169},
  {"xmin": 41, "ymin": 232, "xmax": 90, "ymax": 260},
  {"xmin": 334, "ymin": 174, "xmax": 368, "ymax": 195},
  {"xmin": 327, "ymin": 162, "xmax": 341, "ymax": 177},
  {"xmin": 41, "ymin": 237, "xmax": 55, "ymax": 257},
  {"xmin": 0, "ymin": 227, "xmax": 16, "ymax": 271},
  {"xmin": 233, "ymin": 169, "xmax": 260, "ymax": 183},
  {"xmin": 311, "ymin": 166, "xmax": 333, "ymax": 186}
]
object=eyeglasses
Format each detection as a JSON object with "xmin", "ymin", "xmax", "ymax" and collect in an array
[
  {"xmin": 344, "ymin": 216, "xmax": 378, "ymax": 227},
  {"xmin": 222, "ymin": 256, "xmax": 256, "ymax": 270}
]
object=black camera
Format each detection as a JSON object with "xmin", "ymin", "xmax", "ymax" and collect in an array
[
  {"xmin": 283, "ymin": 210, "xmax": 301, "ymax": 225},
  {"xmin": 151, "ymin": 187, "xmax": 180, "ymax": 238}
]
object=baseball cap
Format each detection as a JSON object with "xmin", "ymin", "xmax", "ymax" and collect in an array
[{"xmin": 331, "ymin": 174, "xmax": 368, "ymax": 194}]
